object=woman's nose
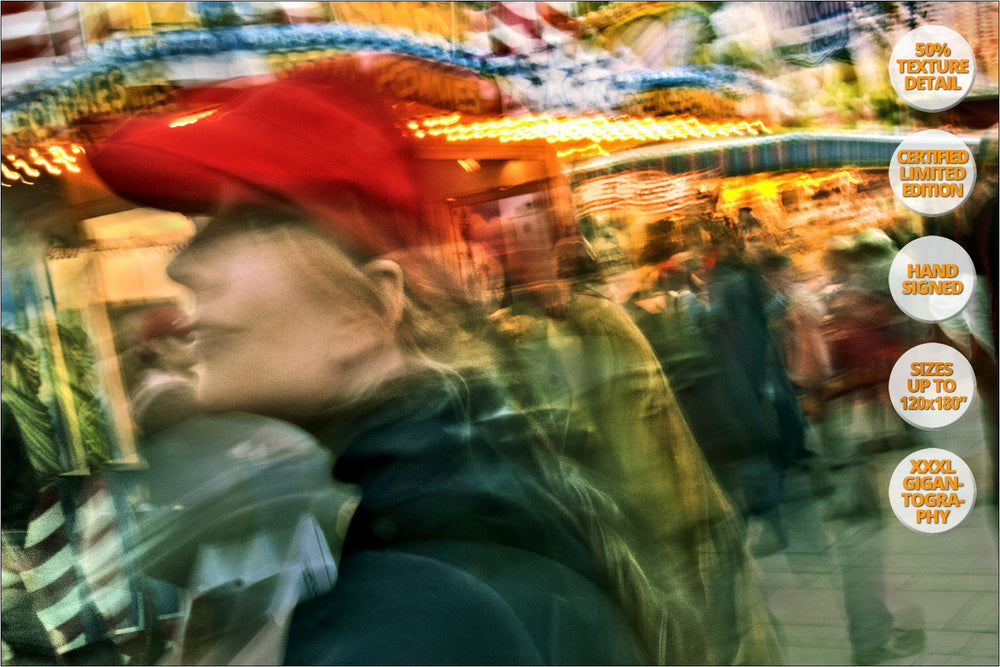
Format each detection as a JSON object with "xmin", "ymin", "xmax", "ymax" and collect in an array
[{"xmin": 166, "ymin": 246, "xmax": 199, "ymax": 289}]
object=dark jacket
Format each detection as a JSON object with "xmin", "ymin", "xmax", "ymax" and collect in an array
[
  {"xmin": 707, "ymin": 257, "xmax": 807, "ymax": 468},
  {"xmin": 1, "ymin": 401, "xmax": 41, "ymax": 537},
  {"xmin": 284, "ymin": 372, "xmax": 647, "ymax": 665}
]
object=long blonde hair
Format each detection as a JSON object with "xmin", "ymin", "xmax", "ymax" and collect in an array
[{"xmin": 206, "ymin": 205, "xmax": 700, "ymax": 664}]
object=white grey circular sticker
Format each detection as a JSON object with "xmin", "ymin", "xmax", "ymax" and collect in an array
[
  {"xmin": 889, "ymin": 130, "xmax": 977, "ymax": 217},
  {"xmin": 888, "ymin": 343, "xmax": 976, "ymax": 430},
  {"xmin": 889, "ymin": 25, "xmax": 976, "ymax": 112},
  {"xmin": 888, "ymin": 447, "xmax": 976, "ymax": 534},
  {"xmin": 889, "ymin": 235, "xmax": 975, "ymax": 322}
]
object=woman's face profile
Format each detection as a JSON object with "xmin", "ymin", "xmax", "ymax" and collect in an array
[{"xmin": 166, "ymin": 223, "xmax": 395, "ymax": 420}]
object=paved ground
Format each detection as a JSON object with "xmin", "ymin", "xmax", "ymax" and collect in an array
[{"xmin": 754, "ymin": 393, "xmax": 999, "ymax": 665}]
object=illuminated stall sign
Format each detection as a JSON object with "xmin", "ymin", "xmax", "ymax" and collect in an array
[
  {"xmin": 621, "ymin": 87, "xmax": 737, "ymax": 118},
  {"xmin": 3, "ymin": 62, "xmax": 175, "ymax": 145},
  {"xmin": 2, "ymin": 18, "xmax": 774, "ymax": 147},
  {"xmin": 3, "ymin": 31, "xmax": 501, "ymax": 146},
  {"xmin": 270, "ymin": 52, "xmax": 503, "ymax": 116},
  {"xmin": 574, "ymin": 170, "xmax": 708, "ymax": 220},
  {"xmin": 374, "ymin": 56, "xmax": 500, "ymax": 115}
]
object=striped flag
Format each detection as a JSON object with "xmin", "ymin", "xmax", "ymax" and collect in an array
[
  {"xmin": 488, "ymin": 2, "xmax": 578, "ymax": 56},
  {"xmin": 76, "ymin": 477, "xmax": 135, "ymax": 638},
  {"xmin": 17, "ymin": 483, "xmax": 91, "ymax": 655},
  {"xmin": 1, "ymin": 1, "xmax": 84, "ymax": 93},
  {"xmin": 1, "ymin": 1, "xmax": 82, "ymax": 64},
  {"xmin": 1, "ymin": 2, "xmax": 55, "ymax": 63},
  {"xmin": 15, "ymin": 478, "xmax": 137, "ymax": 658},
  {"xmin": 537, "ymin": 2, "xmax": 578, "ymax": 49}
]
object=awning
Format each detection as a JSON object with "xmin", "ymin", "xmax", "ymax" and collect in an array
[{"xmin": 569, "ymin": 131, "xmax": 984, "ymax": 181}]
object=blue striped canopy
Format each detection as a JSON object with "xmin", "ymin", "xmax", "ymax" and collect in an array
[{"xmin": 569, "ymin": 131, "xmax": 983, "ymax": 181}]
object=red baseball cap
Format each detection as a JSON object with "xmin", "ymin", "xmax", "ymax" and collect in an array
[{"xmin": 88, "ymin": 59, "xmax": 432, "ymax": 259}]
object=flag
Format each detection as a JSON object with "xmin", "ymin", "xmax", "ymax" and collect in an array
[
  {"xmin": 488, "ymin": 2, "xmax": 578, "ymax": 56},
  {"xmin": 16, "ymin": 478, "xmax": 140, "ymax": 658}
]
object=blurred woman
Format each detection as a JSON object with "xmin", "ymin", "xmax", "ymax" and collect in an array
[{"xmin": 90, "ymin": 64, "xmax": 686, "ymax": 665}]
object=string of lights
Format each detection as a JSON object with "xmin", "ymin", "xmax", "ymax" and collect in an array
[
  {"xmin": 2, "ymin": 144, "xmax": 85, "ymax": 186},
  {"xmin": 3, "ymin": 114, "xmax": 774, "ymax": 187},
  {"xmin": 408, "ymin": 112, "xmax": 773, "ymax": 154}
]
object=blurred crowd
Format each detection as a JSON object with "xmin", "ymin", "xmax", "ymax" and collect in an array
[{"xmin": 1, "ymin": 62, "xmax": 997, "ymax": 667}]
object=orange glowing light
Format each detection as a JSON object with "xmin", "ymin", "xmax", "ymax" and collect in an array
[
  {"xmin": 795, "ymin": 170, "xmax": 860, "ymax": 188},
  {"xmin": 8, "ymin": 156, "xmax": 40, "ymax": 178},
  {"xmin": 557, "ymin": 143, "xmax": 609, "ymax": 159},
  {"xmin": 29, "ymin": 148, "xmax": 62, "ymax": 175},
  {"xmin": 409, "ymin": 112, "xmax": 773, "ymax": 153},
  {"xmin": 423, "ymin": 114, "xmax": 460, "ymax": 127},
  {"xmin": 1, "ymin": 143, "xmax": 87, "ymax": 185},
  {"xmin": 722, "ymin": 180, "xmax": 780, "ymax": 203},
  {"xmin": 720, "ymin": 170, "xmax": 860, "ymax": 204},
  {"xmin": 169, "ymin": 109, "xmax": 218, "ymax": 128},
  {"xmin": 48, "ymin": 146, "xmax": 81, "ymax": 172},
  {"xmin": 1, "ymin": 161, "xmax": 33, "ymax": 185}
]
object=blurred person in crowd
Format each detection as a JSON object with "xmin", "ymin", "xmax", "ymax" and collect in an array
[
  {"xmin": 754, "ymin": 253, "xmax": 833, "ymax": 423},
  {"xmin": 89, "ymin": 62, "xmax": 689, "ymax": 665},
  {"xmin": 492, "ymin": 229, "xmax": 782, "ymax": 664},
  {"xmin": 686, "ymin": 220, "xmax": 927, "ymax": 665},
  {"xmin": 925, "ymin": 131, "xmax": 998, "ymax": 505},
  {"xmin": 736, "ymin": 207, "xmax": 762, "ymax": 241},
  {"xmin": 625, "ymin": 250, "xmax": 794, "ymax": 559},
  {"xmin": 805, "ymin": 230, "xmax": 928, "ymax": 665},
  {"xmin": 820, "ymin": 230, "xmax": 929, "ymax": 469},
  {"xmin": 697, "ymin": 226, "xmax": 810, "ymax": 557},
  {"xmin": 732, "ymin": 206, "xmax": 773, "ymax": 265},
  {"xmin": 964, "ymin": 182, "xmax": 998, "ymax": 508}
]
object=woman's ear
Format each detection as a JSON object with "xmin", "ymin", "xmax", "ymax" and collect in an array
[{"xmin": 362, "ymin": 258, "xmax": 405, "ymax": 326}]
